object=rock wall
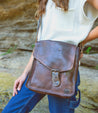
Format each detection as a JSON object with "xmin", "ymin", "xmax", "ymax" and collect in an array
[
  {"xmin": 0, "ymin": 0, "xmax": 98, "ymax": 113},
  {"xmin": 0, "ymin": 0, "xmax": 37, "ymax": 51},
  {"xmin": 0, "ymin": 0, "xmax": 98, "ymax": 52}
]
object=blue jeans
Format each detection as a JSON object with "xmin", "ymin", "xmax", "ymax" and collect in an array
[{"xmin": 2, "ymin": 70, "xmax": 81, "ymax": 113}]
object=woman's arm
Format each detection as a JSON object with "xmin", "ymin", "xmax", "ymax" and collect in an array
[
  {"xmin": 87, "ymin": 0, "xmax": 98, "ymax": 9},
  {"xmin": 83, "ymin": 0, "xmax": 98, "ymax": 44},
  {"xmin": 79, "ymin": 26, "xmax": 98, "ymax": 59},
  {"xmin": 13, "ymin": 51, "xmax": 34, "ymax": 96},
  {"xmin": 22, "ymin": 51, "xmax": 34, "ymax": 76},
  {"xmin": 82, "ymin": 26, "xmax": 98, "ymax": 46}
]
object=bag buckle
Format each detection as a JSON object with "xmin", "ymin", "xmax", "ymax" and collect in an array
[{"xmin": 51, "ymin": 69, "xmax": 60, "ymax": 87}]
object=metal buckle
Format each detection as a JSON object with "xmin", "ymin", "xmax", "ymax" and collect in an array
[{"xmin": 51, "ymin": 69, "xmax": 60, "ymax": 87}]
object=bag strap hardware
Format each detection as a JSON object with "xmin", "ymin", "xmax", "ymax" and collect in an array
[
  {"xmin": 78, "ymin": 43, "xmax": 83, "ymax": 54},
  {"xmin": 51, "ymin": 69, "xmax": 60, "ymax": 87}
]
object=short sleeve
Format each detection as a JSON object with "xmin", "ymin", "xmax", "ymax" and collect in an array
[{"xmin": 83, "ymin": 0, "xmax": 98, "ymax": 21}]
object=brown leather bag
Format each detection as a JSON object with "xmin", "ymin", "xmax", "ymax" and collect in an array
[
  {"xmin": 26, "ymin": 40, "xmax": 81, "ymax": 98},
  {"xmin": 26, "ymin": 15, "xmax": 82, "ymax": 98}
]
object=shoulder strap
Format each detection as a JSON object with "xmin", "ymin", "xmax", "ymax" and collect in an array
[{"xmin": 35, "ymin": 16, "xmax": 42, "ymax": 42}]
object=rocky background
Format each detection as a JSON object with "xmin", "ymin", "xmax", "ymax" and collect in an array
[{"xmin": 0, "ymin": 0, "xmax": 98, "ymax": 113}]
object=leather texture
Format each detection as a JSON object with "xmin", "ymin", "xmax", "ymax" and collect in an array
[{"xmin": 26, "ymin": 40, "xmax": 81, "ymax": 98}]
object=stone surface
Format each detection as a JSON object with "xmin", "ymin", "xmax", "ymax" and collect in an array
[
  {"xmin": 0, "ymin": 51, "xmax": 32, "ymax": 77},
  {"xmin": 83, "ymin": 39, "xmax": 98, "ymax": 54},
  {"xmin": 0, "ymin": 0, "xmax": 38, "ymax": 51},
  {"xmin": 75, "ymin": 66, "xmax": 98, "ymax": 113},
  {"xmin": 0, "ymin": 72, "xmax": 16, "ymax": 109},
  {"xmin": 80, "ymin": 54, "xmax": 98, "ymax": 68},
  {"xmin": 0, "ymin": 0, "xmax": 98, "ymax": 112}
]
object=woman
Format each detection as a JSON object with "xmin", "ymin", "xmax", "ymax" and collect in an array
[{"xmin": 2, "ymin": 0, "xmax": 98, "ymax": 113}]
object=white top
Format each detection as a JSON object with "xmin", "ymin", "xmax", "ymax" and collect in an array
[{"xmin": 37, "ymin": 0, "xmax": 98, "ymax": 46}]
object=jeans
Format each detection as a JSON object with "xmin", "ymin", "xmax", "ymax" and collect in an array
[{"xmin": 2, "ymin": 70, "xmax": 81, "ymax": 113}]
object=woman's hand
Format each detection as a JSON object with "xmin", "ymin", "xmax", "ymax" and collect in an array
[
  {"xmin": 79, "ymin": 42, "xmax": 84, "ymax": 60},
  {"xmin": 13, "ymin": 73, "xmax": 27, "ymax": 96},
  {"xmin": 12, "ymin": 51, "xmax": 34, "ymax": 96},
  {"xmin": 79, "ymin": 50, "xmax": 83, "ymax": 60}
]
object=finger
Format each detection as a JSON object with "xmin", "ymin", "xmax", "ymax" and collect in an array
[
  {"xmin": 79, "ymin": 53, "xmax": 83, "ymax": 60},
  {"xmin": 13, "ymin": 92, "xmax": 15, "ymax": 96},
  {"xmin": 13, "ymin": 89, "xmax": 17, "ymax": 96},
  {"xmin": 17, "ymin": 81, "xmax": 23, "ymax": 91},
  {"xmin": 13, "ymin": 80, "xmax": 19, "ymax": 96},
  {"xmin": 13, "ymin": 90, "xmax": 17, "ymax": 96},
  {"xmin": 14, "ymin": 80, "xmax": 19, "ymax": 90},
  {"xmin": 81, "ymin": 53, "xmax": 83, "ymax": 58},
  {"xmin": 13, "ymin": 86, "xmax": 18, "ymax": 96}
]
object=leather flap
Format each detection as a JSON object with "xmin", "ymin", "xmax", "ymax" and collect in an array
[{"xmin": 33, "ymin": 40, "xmax": 77, "ymax": 72}]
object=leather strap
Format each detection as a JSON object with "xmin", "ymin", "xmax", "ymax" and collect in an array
[
  {"xmin": 70, "ymin": 89, "xmax": 81, "ymax": 108},
  {"xmin": 35, "ymin": 16, "xmax": 42, "ymax": 42}
]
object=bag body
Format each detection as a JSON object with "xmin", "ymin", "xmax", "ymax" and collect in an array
[{"xmin": 26, "ymin": 40, "xmax": 81, "ymax": 98}]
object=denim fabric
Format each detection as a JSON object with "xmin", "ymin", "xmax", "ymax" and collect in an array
[{"xmin": 2, "ymin": 70, "xmax": 81, "ymax": 113}]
